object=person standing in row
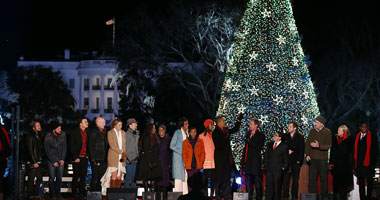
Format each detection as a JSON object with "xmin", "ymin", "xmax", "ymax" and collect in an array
[
  {"xmin": 241, "ymin": 118, "xmax": 265, "ymax": 200},
  {"xmin": 198, "ymin": 119, "xmax": 215, "ymax": 197},
  {"xmin": 170, "ymin": 117, "xmax": 189, "ymax": 194},
  {"xmin": 44, "ymin": 121, "xmax": 66, "ymax": 200},
  {"xmin": 88, "ymin": 116, "xmax": 108, "ymax": 192},
  {"xmin": 139, "ymin": 124, "xmax": 162, "ymax": 192},
  {"xmin": 212, "ymin": 114, "xmax": 242, "ymax": 200},
  {"xmin": 124, "ymin": 118, "xmax": 140, "ymax": 189},
  {"xmin": 157, "ymin": 125, "xmax": 171, "ymax": 199},
  {"xmin": 305, "ymin": 115, "xmax": 331, "ymax": 200},
  {"xmin": 353, "ymin": 122, "xmax": 378, "ymax": 200},
  {"xmin": 182, "ymin": 127, "xmax": 205, "ymax": 192},
  {"xmin": 70, "ymin": 117, "xmax": 89, "ymax": 199},
  {"xmin": 282, "ymin": 121, "xmax": 304, "ymax": 200},
  {"xmin": 330, "ymin": 125, "xmax": 353, "ymax": 200},
  {"xmin": 101, "ymin": 118, "xmax": 127, "ymax": 194},
  {"xmin": 0, "ymin": 125, "xmax": 11, "ymax": 200},
  {"xmin": 26, "ymin": 120, "xmax": 43, "ymax": 200},
  {"xmin": 264, "ymin": 131, "xmax": 289, "ymax": 200}
]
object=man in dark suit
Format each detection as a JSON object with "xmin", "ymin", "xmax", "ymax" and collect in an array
[
  {"xmin": 282, "ymin": 121, "xmax": 304, "ymax": 200},
  {"xmin": 264, "ymin": 131, "xmax": 289, "ymax": 200},
  {"xmin": 70, "ymin": 117, "xmax": 89, "ymax": 199},
  {"xmin": 354, "ymin": 122, "xmax": 378, "ymax": 200},
  {"xmin": 212, "ymin": 114, "xmax": 243, "ymax": 200},
  {"xmin": 241, "ymin": 118, "xmax": 265, "ymax": 200}
]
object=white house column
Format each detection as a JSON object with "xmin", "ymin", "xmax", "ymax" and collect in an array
[
  {"xmin": 114, "ymin": 81, "xmax": 118, "ymax": 115},
  {"xmin": 88, "ymin": 75, "xmax": 93, "ymax": 114},
  {"xmin": 100, "ymin": 74, "xmax": 105, "ymax": 114},
  {"xmin": 80, "ymin": 76, "xmax": 84, "ymax": 110}
]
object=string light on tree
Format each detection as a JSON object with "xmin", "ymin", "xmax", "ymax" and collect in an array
[
  {"xmin": 303, "ymin": 91, "xmax": 310, "ymax": 99},
  {"xmin": 301, "ymin": 115, "xmax": 309, "ymax": 125},
  {"xmin": 292, "ymin": 56, "xmax": 299, "ymax": 66}
]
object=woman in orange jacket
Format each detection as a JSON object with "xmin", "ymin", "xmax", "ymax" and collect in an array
[{"xmin": 182, "ymin": 127, "xmax": 205, "ymax": 192}]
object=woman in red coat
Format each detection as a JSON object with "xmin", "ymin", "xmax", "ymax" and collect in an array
[{"xmin": 182, "ymin": 127, "xmax": 205, "ymax": 192}]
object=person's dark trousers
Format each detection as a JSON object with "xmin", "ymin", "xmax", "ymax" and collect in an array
[
  {"xmin": 283, "ymin": 163, "xmax": 301, "ymax": 199},
  {"xmin": 47, "ymin": 161, "xmax": 64, "ymax": 198},
  {"xmin": 90, "ymin": 162, "xmax": 107, "ymax": 191},
  {"xmin": 157, "ymin": 186, "xmax": 167, "ymax": 200},
  {"xmin": 265, "ymin": 169, "xmax": 283, "ymax": 200},
  {"xmin": 27, "ymin": 167, "xmax": 43, "ymax": 197},
  {"xmin": 245, "ymin": 170, "xmax": 263, "ymax": 200},
  {"xmin": 214, "ymin": 168, "xmax": 233, "ymax": 200},
  {"xmin": 72, "ymin": 157, "xmax": 89, "ymax": 197},
  {"xmin": 308, "ymin": 159, "xmax": 328, "ymax": 197},
  {"xmin": 186, "ymin": 169, "xmax": 199, "ymax": 193},
  {"xmin": 124, "ymin": 163, "xmax": 137, "ymax": 188},
  {"xmin": 333, "ymin": 188, "xmax": 348, "ymax": 200},
  {"xmin": 202, "ymin": 169, "xmax": 214, "ymax": 197},
  {"xmin": 358, "ymin": 177, "xmax": 373, "ymax": 200}
]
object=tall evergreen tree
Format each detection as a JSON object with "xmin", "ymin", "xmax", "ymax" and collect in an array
[{"xmin": 216, "ymin": 0, "xmax": 320, "ymax": 166}]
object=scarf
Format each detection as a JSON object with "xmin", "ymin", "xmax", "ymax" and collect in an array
[
  {"xmin": 0, "ymin": 126, "xmax": 11, "ymax": 151},
  {"xmin": 354, "ymin": 130, "xmax": 371, "ymax": 168},
  {"xmin": 189, "ymin": 135, "xmax": 198, "ymax": 169},
  {"xmin": 337, "ymin": 132, "xmax": 347, "ymax": 144}
]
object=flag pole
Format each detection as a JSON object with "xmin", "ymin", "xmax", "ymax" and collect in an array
[{"xmin": 112, "ymin": 17, "xmax": 115, "ymax": 48}]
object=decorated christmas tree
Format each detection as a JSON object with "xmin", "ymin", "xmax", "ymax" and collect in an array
[{"xmin": 216, "ymin": 0, "xmax": 320, "ymax": 167}]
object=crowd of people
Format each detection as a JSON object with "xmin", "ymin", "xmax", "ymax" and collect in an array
[{"xmin": 4, "ymin": 113, "xmax": 379, "ymax": 200}]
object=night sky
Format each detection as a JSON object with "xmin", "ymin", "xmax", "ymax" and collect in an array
[{"xmin": 1, "ymin": 0, "xmax": 379, "ymax": 70}]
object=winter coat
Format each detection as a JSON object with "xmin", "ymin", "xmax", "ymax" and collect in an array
[
  {"xmin": 25, "ymin": 131, "xmax": 43, "ymax": 165},
  {"xmin": 70, "ymin": 128, "xmax": 88, "ymax": 160},
  {"xmin": 305, "ymin": 127, "xmax": 332, "ymax": 160},
  {"xmin": 212, "ymin": 121, "xmax": 241, "ymax": 183},
  {"xmin": 138, "ymin": 135, "xmax": 162, "ymax": 181},
  {"xmin": 88, "ymin": 127, "xmax": 108, "ymax": 163},
  {"xmin": 199, "ymin": 132, "xmax": 215, "ymax": 169},
  {"xmin": 44, "ymin": 132, "xmax": 67, "ymax": 163},
  {"xmin": 170, "ymin": 129, "xmax": 187, "ymax": 180},
  {"xmin": 282, "ymin": 131, "xmax": 305, "ymax": 165},
  {"xmin": 354, "ymin": 131, "xmax": 378, "ymax": 177},
  {"xmin": 182, "ymin": 137, "xmax": 205, "ymax": 170},
  {"xmin": 107, "ymin": 129, "xmax": 126, "ymax": 168},
  {"xmin": 125, "ymin": 128, "xmax": 140, "ymax": 164},
  {"xmin": 241, "ymin": 130, "xmax": 265, "ymax": 175},
  {"xmin": 330, "ymin": 134, "xmax": 354, "ymax": 190},
  {"xmin": 157, "ymin": 135, "xmax": 171, "ymax": 186}
]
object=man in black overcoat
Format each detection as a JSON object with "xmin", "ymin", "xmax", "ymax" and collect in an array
[
  {"xmin": 353, "ymin": 122, "xmax": 378, "ymax": 200},
  {"xmin": 212, "ymin": 114, "xmax": 243, "ymax": 200},
  {"xmin": 241, "ymin": 118, "xmax": 265, "ymax": 200},
  {"xmin": 282, "ymin": 121, "xmax": 304, "ymax": 200}
]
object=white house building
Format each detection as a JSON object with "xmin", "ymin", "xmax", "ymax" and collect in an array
[{"xmin": 17, "ymin": 50, "xmax": 120, "ymax": 123}]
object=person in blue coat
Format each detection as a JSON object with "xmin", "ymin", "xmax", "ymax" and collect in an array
[{"xmin": 170, "ymin": 117, "xmax": 189, "ymax": 194}]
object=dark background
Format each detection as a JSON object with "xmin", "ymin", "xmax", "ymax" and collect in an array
[{"xmin": 1, "ymin": 0, "xmax": 379, "ymax": 69}]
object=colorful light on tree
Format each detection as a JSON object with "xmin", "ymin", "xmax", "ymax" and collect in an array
[{"xmin": 216, "ymin": 0, "xmax": 320, "ymax": 168}]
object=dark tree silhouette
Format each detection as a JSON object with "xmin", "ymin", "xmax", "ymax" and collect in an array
[{"xmin": 8, "ymin": 66, "xmax": 77, "ymax": 123}]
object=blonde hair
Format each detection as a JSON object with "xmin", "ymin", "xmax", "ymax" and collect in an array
[{"xmin": 338, "ymin": 124, "xmax": 350, "ymax": 136}]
